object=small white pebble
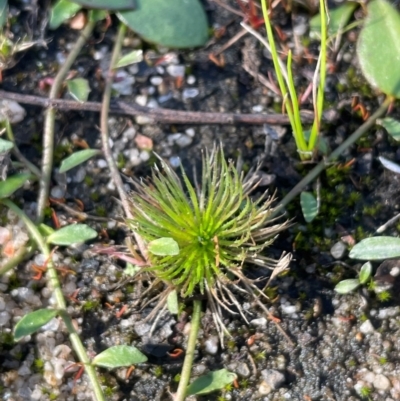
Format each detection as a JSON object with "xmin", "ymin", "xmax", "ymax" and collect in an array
[
  {"xmin": 182, "ymin": 88, "xmax": 199, "ymax": 100},
  {"xmin": 97, "ymin": 159, "xmax": 108, "ymax": 169},
  {"xmin": 150, "ymin": 76, "xmax": 163, "ymax": 86},
  {"xmin": 167, "ymin": 64, "xmax": 185, "ymax": 77},
  {"xmin": 359, "ymin": 319, "xmax": 375, "ymax": 334},
  {"xmin": 169, "ymin": 156, "xmax": 181, "ymax": 168},
  {"xmin": 186, "ymin": 75, "xmax": 196, "ymax": 84},
  {"xmin": 185, "ymin": 128, "xmax": 195, "ymax": 137}
]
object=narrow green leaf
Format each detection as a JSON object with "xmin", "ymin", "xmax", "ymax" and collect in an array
[
  {"xmin": 334, "ymin": 279, "xmax": 360, "ymax": 294},
  {"xmin": 0, "ymin": 138, "xmax": 13, "ymax": 152},
  {"xmin": 0, "ymin": 0, "xmax": 8, "ymax": 29},
  {"xmin": 357, "ymin": 0, "xmax": 400, "ymax": 98},
  {"xmin": 350, "ymin": 236, "xmax": 400, "ymax": 260},
  {"xmin": 92, "ymin": 345, "xmax": 147, "ymax": 368},
  {"xmin": 167, "ymin": 290, "xmax": 179, "ymax": 314},
  {"xmin": 310, "ymin": 2, "xmax": 357, "ymax": 38},
  {"xmin": 377, "ymin": 117, "xmax": 400, "ymax": 141},
  {"xmin": 117, "ymin": 0, "xmax": 208, "ymax": 48},
  {"xmin": 47, "ymin": 224, "xmax": 97, "ymax": 245},
  {"xmin": 14, "ymin": 309, "xmax": 58, "ymax": 341},
  {"xmin": 300, "ymin": 191, "xmax": 318, "ymax": 223},
  {"xmin": 148, "ymin": 237, "xmax": 179, "ymax": 256},
  {"xmin": 115, "ymin": 50, "xmax": 143, "ymax": 68},
  {"xmin": 359, "ymin": 262, "xmax": 372, "ymax": 284},
  {"xmin": 69, "ymin": 0, "xmax": 135, "ymax": 10},
  {"xmin": 49, "ymin": 0, "xmax": 82, "ymax": 30},
  {"xmin": 66, "ymin": 78, "xmax": 91, "ymax": 103},
  {"xmin": 186, "ymin": 369, "xmax": 237, "ymax": 396},
  {"xmin": 0, "ymin": 173, "xmax": 31, "ymax": 198},
  {"xmin": 59, "ymin": 149, "xmax": 100, "ymax": 173}
]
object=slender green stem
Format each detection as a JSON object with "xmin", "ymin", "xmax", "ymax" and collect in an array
[
  {"xmin": 4, "ymin": 120, "xmax": 41, "ymax": 177},
  {"xmin": 308, "ymin": 0, "xmax": 328, "ymax": 152},
  {"xmin": 1, "ymin": 199, "xmax": 105, "ymax": 401},
  {"xmin": 100, "ymin": 23, "xmax": 147, "ymax": 258},
  {"xmin": 0, "ymin": 244, "xmax": 35, "ymax": 276},
  {"xmin": 174, "ymin": 300, "xmax": 202, "ymax": 401},
  {"xmin": 274, "ymin": 97, "xmax": 392, "ymax": 216},
  {"xmin": 36, "ymin": 21, "xmax": 96, "ymax": 224}
]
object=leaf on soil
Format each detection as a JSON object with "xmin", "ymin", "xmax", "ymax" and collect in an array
[
  {"xmin": 167, "ymin": 290, "xmax": 179, "ymax": 314},
  {"xmin": 92, "ymin": 345, "xmax": 147, "ymax": 368},
  {"xmin": 66, "ymin": 78, "xmax": 91, "ymax": 102},
  {"xmin": 378, "ymin": 156, "xmax": 400, "ymax": 174},
  {"xmin": 349, "ymin": 236, "xmax": 400, "ymax": 260},
  {"xmin": 359, "ymin": 261, "xmax": 372, "ymax": 284},
  {"xmin": 0, "ymin": 138, "xmax": 13, "ymax": 153},
  {"xmin": 357, "ymin": 0, "xmax": 400, "ymax": 98},
  {"xmin": 377, "ymin": 117, "xmax": 400, "ymax": 141},
  {"xmin": 186, "ymin": 369, "xmax": 237, "ymax": 396},
  {"xmin": 14, "ymin": 309, "xmax": 59, "ymax": 341},
  {"xmin": 69, "ymin": 0, "xmax": 135, "ymax": 10},
  {"xmin": 300, "ymin": 191, "xmax": 318, "ymax": 223},
  {"xmin": 0, "ymin": 173, "xmax": 31, "ymax": 198},
  {"xmin": 0, "ymin": 0, "xmax": 8, "ymax": 29},
  {"xmin": 47, "ymin": 224, "xmax": 97, "ymax": 245},
  {"xmin": 148, "ymin": 237, "xmax": 179, "ymax": 256},
  {"xmin": 59, "ymin": 148, "xmax": 101, "ymax": 173},
  {"xmin": 334, "ymin": 278, "xmax": 360, "ymax": 294},
  {"xmin": 49, "ymin": 0, "xmax": 82, "ymax": 29},
  {"xmin": 310, "ymin": 2, "xmax": 357, "ymax": 38},
  {"xmin": 115, "ymin": 50, "xmax": 143, "ymax": 68},
  {"xmin": 117, "ymin": 0, "xmax": 208, "ymax": 48}
]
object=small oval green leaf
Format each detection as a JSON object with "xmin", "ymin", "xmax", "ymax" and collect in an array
[
  {"xmin": 350, "ymin": 236, "xmax": 400, "ymax": 260},
  {"xmin": 69, "ymin": 0, "xmax": 135, "ymax": 10},
  {"xmin": 47, "ymin": 224, "xmax": 97, "ymax": 245},
  {"xmin": 167, "ymin": 290, "xmax": 179, "ymax": 314},
  {"xmin": 66, "ymin": 78, "xmax": 91, "ymax": 103},
  {"xmin": 92, "ymin": 345, "xmax": 147, "ymax": 368},
  {"xmin": 357, "ymin": 0, "xmax": 400, "ymax": 98},
  {"xmin": 359, "ymin": 261, "xmax": 372, "ymax": 284},
  {"xmin": 377, "ymin": 117, "xmax": 400, "ymax": 141},
  {"xmin": 88, "ymin": 9, "xmax": 107, "ymax": 22},
  {"xmin": 0, "ymin": 138, "xmax": 14, "ymax": 152},
  {"xmin": 148, "ymin": 237, "xmax": 179, "ymax": 256},
  {"xmin": 334, "ymin": 279, "xmax": 360, "ymax": 294},
  {"xmin": 14, "ymin": 309, "xmax": 58, "ymax": 341},
  {"xmin": 186, "ymin": 369, "xmax": 237, "ymax": 396},
  {"xmin": 0, "ymin": 173, "xmax": 31, "ymax": 198},
  {"xmin": 59, "ymin": 149, "xmax": 100, "ymax": 173},
  {"xmin": 115, "ymin": 50, "xmax": 143, "ymax": 69},
  {"xmin": 49, "ymin": 0, "xmax": 82, "ymax": 30},
  {"xmin": 300, "ymin": 191, "xmax": 318, "ymax": 223},
  {"xmin": 117, "ymin": 0, "xmax": 208, "ymax": 48}
]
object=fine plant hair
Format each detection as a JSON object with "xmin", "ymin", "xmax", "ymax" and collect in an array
[{"xmin": 128, "ymin": 146, "xmax": 291, "ymax": 340}]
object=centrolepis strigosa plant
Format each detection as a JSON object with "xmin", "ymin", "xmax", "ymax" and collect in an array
[{"xmin": 128, "ymin": 147, "xmax": 291, "ymax": 338}]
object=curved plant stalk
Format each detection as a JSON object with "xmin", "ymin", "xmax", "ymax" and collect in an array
[
  {"xmin": 174, "ymin": 300, "xmax": 202, "ymax": 401},
  {"xmin": 100, "ymin": 22, "xmax": 147, "ymax": 257},
  {"xmin": 1, "ymin": 199, "xmax": 106, "ymax": 401},
  {"xmin": 4, "ymin": 120, "xmax": 41, "ymax": 177},
  {"xmin": 0, "ymin": 244, "xmax": 35, "ymax": 275},
  {"xmin": 36, "ymin": 20, "xmax": 96, "ymax": 223},
  {"xmin": 274, "ymin": 97, "xmax": 392, "ymax": 216}
]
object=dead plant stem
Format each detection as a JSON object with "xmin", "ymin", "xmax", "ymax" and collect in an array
[{"xmin": 36, "ymin": 21, "xmax": 96, "ymax": 223}]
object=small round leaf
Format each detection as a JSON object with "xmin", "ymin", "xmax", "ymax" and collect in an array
[
  {"xmin": 47, "ymin": 224, "xmax": 97, "ymax": 245},
  {"xmin": 14, "ymin": 309, "xmax": 58, "ymax": 341},
  {"xmin": 350, "ymin": 236, "xmax": 400, "ymax": 260},
  {"xmin": 50, "ymin": 0, "xmax": 82, "ymax": 29},
  {"xmin": 66, "ymin": 78, "xmax": 91, "ymax": 103},
  {"xmin": 92, "ymin": 345, "xmax": 147, "ymax": 368},
  {"xmin": 300, "ymin": 191, "xmax": 318, "ymax": 223},
  {"xmin": 115, "ymin": 50, "xmax": 143, "ymax": 69},
  {"xmin": 0, "ymin": 173, "xmax": 31, "ymax": 198},
  {"xmin": 0, "ymin": 138, "xmax": 14, "ymax": 153},
  {"xmin": 117, "ymin": 0, "xmax": 208, "ymax": 49},
  {"xmin": 167, "ymin": 290, "xmax": 179, "ymax": 314},
  {"xmin": 357, "ymin": 0, "xmax": 400, "ymax": 98},
  {"xmin": 148, "ymin": 237, "xmax": 179, "ymax": 256},
  {"xmin": 359, "ymin": 262, "xmax": 372, "ymax": 284},
  {"xmin": 59, "ymin": 149, "xmax": 101, "ymax": 173},
  {"xmin": 377, "ymin": 117, "xmax": 400, "ymax": 141},
  {"xmin": 186, "ymin": 369, "xmax": 237, "ymax": 396},
  {"xmin": 334, "ymin": 279, "xmax": 360, "ymax": 294}
]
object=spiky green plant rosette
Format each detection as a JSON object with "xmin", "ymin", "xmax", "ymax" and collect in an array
[{"xmin": 129, "ymin": 148, "xmax": 289, "ymax": 298}]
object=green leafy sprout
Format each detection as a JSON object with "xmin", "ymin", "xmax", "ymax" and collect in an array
[{"xmin": 129, "ymin": 147, "xmax": 290, "ymax": 335}]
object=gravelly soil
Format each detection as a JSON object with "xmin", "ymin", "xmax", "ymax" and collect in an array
[{"xmin": 1, "ymin": 1, "xmax": 400, "ymax": 401}]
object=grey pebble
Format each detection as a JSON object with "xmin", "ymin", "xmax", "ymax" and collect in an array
[{"xmin": 330, "ymin": 241, "xmax": 347, "ymax": 259}]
